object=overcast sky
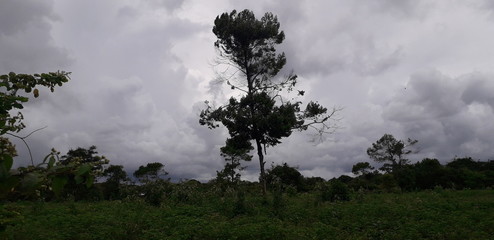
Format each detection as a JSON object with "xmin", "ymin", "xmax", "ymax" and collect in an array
[{"xmin": 2, "ymin": 0, "xmax": 494, "ymax": 181}]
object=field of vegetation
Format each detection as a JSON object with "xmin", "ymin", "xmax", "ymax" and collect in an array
[{"xmin": 1, "ymin": 189, "xmax": 493, "ymax": 240}]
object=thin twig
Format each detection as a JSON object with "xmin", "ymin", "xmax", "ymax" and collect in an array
[{"xmin": 6, "ymin": 126, "xmax": 47, "ymax": 166}]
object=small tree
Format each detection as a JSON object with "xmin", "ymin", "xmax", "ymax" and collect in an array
[
  {"xmin": 351, "ymin": 162, "xmax": 374, "ymax": 176},
  {"xmin": 60, "ymin": 145, "xmax": 109, "ymax": 174},
  {"xmin": 414, "ymin": 158, "xmax": 445, "ymax": 189},
  {"xmin": 133, "ymin": 162, "xmax": 168, "ymax": 183},
  {"xmin": 265, "ymin": 163, "xmax": 304, "ymax": 192},
  {"xmin": 215, "ymin": 140, "xmax": 252, "ymax": 188},
  {"xmin": 200, "ymin": 9, "xmax": 339, "ymax": 195},
  {"xmin": 133, "ymin": 162, "xmax": 170, "ymax": 206},
  {"xmin": 102, "ymin": 165, "xmax": 128, "ymax": 200},
  {"xmin": 104, "ymin": 165, "xmax": 128, "ymax": 184},
  {"xmin": 55, "ymin": 146, "xmax": 109, "ymax": 200},
  {"xmin": 367, "ymin": 134, "xmax": 417, "ymax": 172}
]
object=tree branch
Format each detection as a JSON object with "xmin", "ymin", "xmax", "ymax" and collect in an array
[{"xmin": 6, "ymin": 126, "xmax": 47, "ymax": 166}]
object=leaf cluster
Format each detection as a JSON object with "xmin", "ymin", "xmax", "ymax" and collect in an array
[
  {"xmin": 60, "ymin": 145, "xmax": 109, "ymax": 174},
  {"xmin": 0, "ymin": 71, "xmax": 70, "ymax": 134},
  {"xmin": 1, "ymin": 148, "xmax": 103, "ymax": 200},
  {"xmin": 213, "ymin": 9, "xmax": 286, "ymax": 84}
]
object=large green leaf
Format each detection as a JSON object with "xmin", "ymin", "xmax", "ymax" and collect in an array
[
  {"xmin": 52, "ymin": 176, "xmax": 68, "ymax": 197},
  {"xmin": 0, "ymin": 175, "xmax": 19, "ymax": 198},
  {"xmin": 74, "ymin": 175, "xmax": 83, "ymax": 184},
  {"xmin": 86, "ymin": 175, "xmax": 95, "ymax": 188},
  {"xmin": 20, "ymin": 172, "xmax": 42, "ymax": 191},
  {"xmin": 76, "ymin": 164, "xmax": 91, "ymax": 177},
  {"xmin": 47, "ymin": 157, "xmax": 56, "ymax": 168},
  {"xmin": 0, "ymin": 154, "xmax": 14, "ymax": 179}
]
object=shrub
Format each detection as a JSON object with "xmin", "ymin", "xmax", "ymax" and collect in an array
[
  {"xmin": 265, "ymin": 163, "xmax": 304, "ymax": 192},
  {"xmin": 137, "ymin": 180, "xmax": 173, "ymax": 206},
  {"xmin": 319, "ymin": 180, "xmax": 350, "ymax": 202}
]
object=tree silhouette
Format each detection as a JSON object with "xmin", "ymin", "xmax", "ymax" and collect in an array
[
  {"xmin": 367, "ymin": 134, "xmax": 417, "ymax": 172},
  {"xmin": 60, "ymin": 145, "xmax": 108, "ymax": 173},
  {"xmin": 352, "ymin": 162, "xmax": 374, "ymax": 176},
  {"xmin": 200, "ymin": 9, "xmax": 339, "ymax": 194},
  {"xmin": 133, "ymin": 162, "xmax": 167, "ymax": 183}
]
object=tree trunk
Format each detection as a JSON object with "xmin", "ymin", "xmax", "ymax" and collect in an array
[{"xmin": 256, "ymin": 138, "xmax": 267, "ymax": 195}]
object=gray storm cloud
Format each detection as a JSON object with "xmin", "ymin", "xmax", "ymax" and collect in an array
[
  {"xmin": 383, "ymin": 71, "xmax": 494, "ymax": 162},
  {"xmin": 2, "ymin": 0, "xmax": 494, "ymax": 181}
]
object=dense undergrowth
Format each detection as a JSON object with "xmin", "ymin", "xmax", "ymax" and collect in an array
[{"xmin": 1, "ymin": 189, "xmax": 493, "ymax": 240}]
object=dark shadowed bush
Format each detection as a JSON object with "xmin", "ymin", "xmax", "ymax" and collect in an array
[
  {"xmin": 265, "ymin": 163, "xmax": 304, "ymax": 192},
  {"xmin": 319, "ymin": 180, "xmax": 350, "ymax": 202}
]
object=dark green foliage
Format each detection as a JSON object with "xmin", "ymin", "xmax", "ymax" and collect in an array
[
  {"xmin": 48, "ymin": 147, "xmax": 109, "ymax": 201},
  {"xmin": 271, "ymin": 186, "xmax": 284, "ymax": 216},
  {"xmin": 445, "ymin": 157, "xmax": 494, "ymax": 189},
  {"xmin": 414, "ymin": 158, "xmax": 447, "ymax": 189},
  {"xmin": 60, "ymin": 146, "xmax": 108, "ymax": 173},
  {"xmin": 319, "ymin": 180, "xmax": 350, "ymax": 202},
  {"xmin": 212, "ymin": 10, "xmax": 286, "ymax": 79},
  {"xmin": 133, "ymin": 162, "xmax": 167, "ymax": 183},
  {"xmin": 0, "ymin": 71, "xmax": 70, "ymax": 134},
  {"xmin": 367, "ymin": 134, "xmax": 418, "ymax": 172},
  {"xmin": 337, "ymin": 175, "xmax": 353, "ymax": 184},
  {"xmin": 215, "ymin": 145, "xmax": 247, "ymax": 192},
  {"xmin": 168, "ymin": 180, "xmax": 204, "ymax": 205},
  {"xmin": 139, "ymin": 179, "xmax": 173, "ymax": 206},
  {"xmin": 375, "ymin": 174, "xmax": 400, "ymax": 192},
  {"xmin": 0, "ymin": 71, "xmax": 69, "ymax": 200},
  {"xmin": 233, "ymin": 190, "xmax": 247, "ymax": 216},
  {"xmin": 2, "ymin": 149, "xmax": 101, "ymax": 201},
  {"xmin": 303, "ymin": 176, "xmax": 325, "ymax": 192},
  {"xmin": 4, "ymin": 190, "xmax": 492, "ymax": 239},
  {"xmin": 103, "ymin": 165, "xmax": 128, "ymax": 184},
  {"xmin": 351, "ymin": 161, "xmax": 374, "ymax": 176},
  {"xmin": 102, "ymin": 165, "xmax": 128, "ymax": 200},
  {"xmin": 265, "ymin": 163, "xmax": 304, "ymax": 192},
  {"xmin": 393, "ymin": 166, "xmax": 417, "ymax": 191},
  {"xmin": 447, "ymin": 157, "xmax": 480, "ymax": 170},
  {"xmin": 346, "ymin": 156, "xmax": 494, "ymax": 192}
]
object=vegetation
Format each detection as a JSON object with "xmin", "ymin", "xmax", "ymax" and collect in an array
[{"xmin": 1, "ymin": 189, "xmax": 493, "ymax": 240}]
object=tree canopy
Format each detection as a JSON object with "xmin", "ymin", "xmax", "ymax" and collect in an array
[
  {"xmin": 60, "ymin": 145, "xmax": 109, "ymax": 174},
  {"xmin": 351, "ymin": 162, "xmax": 375, "ymax": 176},
  {"xmin": 133, "ymin": 162, "xmax": 167, "ymax": 183},
  {"xmin": 367, "ymin": 133, "xmax": 418, "ymax": 172}
]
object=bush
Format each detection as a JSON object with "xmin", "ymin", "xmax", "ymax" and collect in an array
[
  {"xmin": 169, "ymin": 180, "xmax": 204, "ymax": 205},
  {"xmin": 137, "ymin": 180, "xmax": 173, "ymax": 206},
  {"xmin": 265, "ymin": 163, "xmax": 304, "ymax": 192},
  {"xmin": 319, "ymin": 180, "xmax": 350, "ymax": 202}
]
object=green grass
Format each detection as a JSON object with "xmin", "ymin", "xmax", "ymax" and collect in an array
[{"xmin": 1, "ymin": 190, "xmax": 493, "ymax": 240}]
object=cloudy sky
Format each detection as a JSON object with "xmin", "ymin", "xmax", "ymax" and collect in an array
[{"xmin": 2, "ymin": 0, "xmax": 494, "ymax": 181}]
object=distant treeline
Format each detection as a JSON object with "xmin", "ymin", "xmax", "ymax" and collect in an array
[
  {"xmin": 2, "ymin": 145, "xmax": 493, "ymax": 205},
  {"xmin": 343, "ymin": 157, "xmax": 494, "ymax": 192},
  {"xmin": 262, "ymin": 157, "xmax": 494, "ymax": 194}
]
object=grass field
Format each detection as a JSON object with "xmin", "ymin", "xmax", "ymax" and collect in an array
[{"xmin": 1, "ymin": 189, "xmax": 493, "ymax": 240}]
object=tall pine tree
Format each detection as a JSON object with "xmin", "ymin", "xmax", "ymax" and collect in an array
[{"xmin": 200, "ymin": 9, "xmax": 338, "ymax": 194}]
